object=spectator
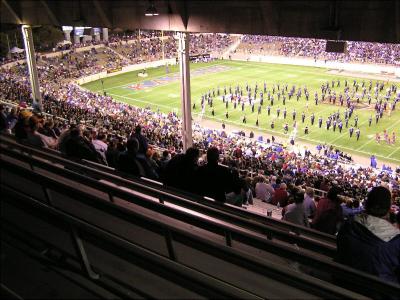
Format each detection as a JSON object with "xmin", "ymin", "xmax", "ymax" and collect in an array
[
  {"xmin": 312, "ymin": 186, "xmax": 344, "ymax": 235},
  {"xmin": 25, "ymin": 115, "xmax": 57, "ymax": 149},
  {"xmin": 226, "ymin": 178, "xmax": 245, "ymax": 207},
  {"xmin": 163, "ymin": 147, "xmax": 200, "ymax": 193},
  {"xmin": 105, "ymin": 138, "xmax": 119, "ymax": 168},
  {"xmin": 303, "ymin": 187, "xmax": 316, "ymax": 219},
  {"xmin": 197, "ymin": 147, "xmax": 237, "ymax": 203},
  {"xmin": 282, "ymin": 189, "xmax": 310, "ymax": 227},
  {"xmin": 117, "ymin": 138, "xmax": 146, "ymax": 177},
  {"xmin": 158, "ymin": 150, "xmax": 171, "ymax": 175},
  {"xmin": 271, "ymin": 183, "xmax": 289, "ymax": 207},
  {"xmin": 5, "ymin": 107, "xmax": 18, "ymax": 133},
  {"xmin": 242, "ymin": 177, "xmax": 254, "ymax": 205},
  {"xmin": 65, "ymin": 126, "xmax": 102, "ymax": 163},
  {"xmin": 255, "ymin": 176, "xmax": 272, "ymax": 202},
  {"xmin": 336, "ymin": 186, "xmax": 400, "ymax": 284},
  {"xmin": 92, "ymin": 131, "xmax": 109, "ymax": 165},
  {"xmin": 341, "ymin": 199, "xmax": 363, "ymax": 220},
  {"xmin": 131, "ymin": 125, "xmax": 148, "ymax": 156},
  {"xmin": 0, "ymin": 104, "xmax": 7, "ymax": 132}
]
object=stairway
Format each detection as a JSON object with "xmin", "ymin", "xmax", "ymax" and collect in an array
[{"xmin": 222, "ymin": 35, "xmax": 244, "ymax": 59}]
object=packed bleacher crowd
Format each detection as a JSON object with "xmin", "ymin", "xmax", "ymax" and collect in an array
[
  {"xmin": 0, "ymin": 31, "xmax": 399, "ymax": 230},
  {"xmin": 1, "ymin": 30, "xmax": 400, "ymax": 285},
  {"xmin": 239, "ymin": 35, "xmax": 400, "ymax": 65},
  {"xmin": 1, "ymin": 31, "xmax": 234, "ymax": 68},
  {"xmin": 1, "ymin": 73, "xmax": 399, "ymax": 228}
]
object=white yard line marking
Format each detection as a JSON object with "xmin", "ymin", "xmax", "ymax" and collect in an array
[
  {"xmin": 108, "ymin": 93, "xmax": 178, "ymax": 110},
  {"xmin": 388, "ymin": 147, "xmax": 400, "ymax": 158}
]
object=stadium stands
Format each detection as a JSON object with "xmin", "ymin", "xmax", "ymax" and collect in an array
[
  {"xmin": 1, "ymin": 134, "xmax": 400, "ymax": 299},
  {"xmin": 238, "ymin": 35, "xmax": 400, "ymax": 65},
  {"xmin": 1, "ymin": 30, "xmax": 400, "ymax": 297}
]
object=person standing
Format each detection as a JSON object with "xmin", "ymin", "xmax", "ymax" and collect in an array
[
  {"xmin": 131, "ymin": 125, "xmax": 148, "ymax": 156},
  {"xmin": 349, "ymin": 127, "xmax": 354, "ymax": 138},
  {"xmin": 370, "ymin": 155, "xmax": 377, "ymax": 168},
  {"xmin": 356, "ymin": 128, "xmax": 361, "ymax": 141}
]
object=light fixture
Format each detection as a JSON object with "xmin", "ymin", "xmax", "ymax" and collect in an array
[{"xmin": 145, "ymin": 1, "xmax": 159, "ymax": 16}]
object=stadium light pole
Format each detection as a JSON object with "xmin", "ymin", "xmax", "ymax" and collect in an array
[
  {"xmin": 177, "ymin": 31, "xmax": 193, "ymax": 151},
  {"xmin": 21, "ymin": 25, "xmax": 42, "ymax": 112}
]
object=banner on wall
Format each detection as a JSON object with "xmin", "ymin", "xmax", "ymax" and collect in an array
[{"xmin": 107, "ymin": 67, "xmax": 122, "ymax": 74}]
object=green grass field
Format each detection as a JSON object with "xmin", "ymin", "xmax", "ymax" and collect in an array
[{"xmin": 82, "ymin": 60, "xmax": 400, "ymax": 164}]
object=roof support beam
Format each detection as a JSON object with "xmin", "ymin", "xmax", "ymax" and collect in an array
[
  {"xmin": 2, "ymin": 0, "xmax": 22, "ymax": 24},
  {"xmin": 93, "ymin": 0, "xmax": 112, "ymax": 29},
  {"xmin": 40, "ymin": 0, "xmax": 60, "ymax": 26},
  {"xmin": 395, "ymin": 0, "xmax": 400, "ymax": 42}
]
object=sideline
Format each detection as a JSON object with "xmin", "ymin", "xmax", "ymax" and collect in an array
[{"xmin": 196, "ymin": 116, "xmax": 399, "ymax": 169}]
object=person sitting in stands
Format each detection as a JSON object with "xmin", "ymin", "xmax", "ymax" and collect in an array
[
  {"xmin": 0, "ymin": 104, "xmax": 7, "ymax": 132},
  {"xmin": 226, "ymin": 178, "xmax": 245, "ymax": 207},
  {"xmin": 163, "ymin": 147, "xmax": 200, "ymax": 194},
  {"xmin": 197, "ymin": 147, "xmax": 237, "ymax": 203},
  {"xmin": 271, "ymin": 183, "xmax": 289, "ymax": 207},
  {"xmin": 312, "ymin": 186, "xmax": 344, "ymax": 235},
  {"xmin": 117, "ymin": 137, "xmax": 157, "ymax": 179},
  {"xmin": 65, "ymin": 126, "xmax": 103, "ymax": 163},
  {"xmin": 282, "ymin": 188, "xmax": 310, "ymax": 227},
  {"xmin": 336, "ymin": 186, "xmax": 400, "ymax": 285},
  {"xmin": 255, "ymin": 176, "xmax": 273, "ymax": 203},
  {"xmin": 303, "ymin": 187, "xmax": 316, "ymax": 219},
  {"xmin": 25, "ymin": 115, "xmax": 57, "ymax": 149}
]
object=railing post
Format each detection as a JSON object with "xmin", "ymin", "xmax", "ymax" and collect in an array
[
  {"xmin": 164, "ymin": 229, "xmax": 177, "ymax": 261},
  {"xmin": 108, "ymin": 192, "xmax": 114, "ymax": 203},
  {"xmin": 225, "ymin": 231, "xmax": 232, "ymax": 247},
  {"xmin": 42, "ymin": 186, "xmax": 53, "ymax": 206},
  {"xmin": 70, "ymin": 227, "xmax": 100, "ymax": 280}
]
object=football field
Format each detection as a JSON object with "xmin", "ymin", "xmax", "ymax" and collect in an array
[{"xmin": 81, "ymin": 60, "xmax": 400, "ymax": 163}]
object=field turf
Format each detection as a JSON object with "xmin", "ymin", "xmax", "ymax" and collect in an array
[{"xmin": 81, "ymin": 60, "xmax": 400, "ymax": 164}]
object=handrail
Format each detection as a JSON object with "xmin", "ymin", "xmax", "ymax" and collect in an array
[
  {"xmin": 1, "ymin": 187, "xmax": 261, "ymax": 300},
  {"xmin": 0, "ymin": 165, "xmax": 375, "ymax": 299},
  {"xmin": 0, "ymin": 140, "xmax": 336, "ymax": 257},
  {"xmin": 2, "ymin": 152, "xmax": 399, "ymax": 298},
  {"xmin": 0, "ymin": 134, "xmax": 336, "ymax": 245}
]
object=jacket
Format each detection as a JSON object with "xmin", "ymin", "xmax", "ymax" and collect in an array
[{"xmin": 336, "ymin": 214, "xmax": 400, "ymax": 285}]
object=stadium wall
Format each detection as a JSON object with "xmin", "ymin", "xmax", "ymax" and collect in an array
[
  {"xmin": 230, "ymin": 54, "xmax": 399, "ymax": 78},
  {"xmin": 75, "ymin": 58, "xmax": 177, "ymax": 85}
]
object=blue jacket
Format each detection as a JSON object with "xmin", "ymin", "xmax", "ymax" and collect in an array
[{"xmin": 336, "ymin": 218, "xmax": 400, "ymax": 285}]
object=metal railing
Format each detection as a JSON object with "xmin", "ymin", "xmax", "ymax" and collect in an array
[
  {"xmin": 1, "ymin": 187, "xmax": 261, "ymax": 300},
  {"xmin": 1, "ymin": 161, "xmax": 375, "ymax": 300},
  {"xmin": 0, "ymin": 133, "xmax": 336, "ymax": 246},
  {"xmin": 1, "ymin": 144, "xmax": 399, "ymax": 298}
]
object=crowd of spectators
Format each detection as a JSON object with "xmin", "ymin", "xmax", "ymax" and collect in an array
[
  {"xmin": 239, "ymin": 35, "xmax": 400, "ymax": 65},
  {"xmin": 1, "ymin": 31, "xmax": 400, "ymax": 284},
  {"xmin": 1, "ymin": 31, "xmax": 399, "ymax": 242}
]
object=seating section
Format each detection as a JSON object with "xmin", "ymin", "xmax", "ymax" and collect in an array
[
  {"xmin": 1, "ymin": 30, "xmax": 399, "ymax": 298},
  {"xmin": 1, "ymin": 135, "xmax": 399, "ymax": 299}
]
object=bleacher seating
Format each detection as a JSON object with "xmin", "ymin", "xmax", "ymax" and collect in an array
[{"xmin": 1, "ymin": 134, "xmax": 399, "ymax": 299}]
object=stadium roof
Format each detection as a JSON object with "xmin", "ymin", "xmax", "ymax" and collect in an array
[{"xmin": 1, "ymin": 0, "xmax": 399, "ymax": 43}]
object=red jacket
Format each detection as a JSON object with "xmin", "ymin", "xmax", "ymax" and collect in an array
[{"xmin": 272, "ymin": 188, "xmax": 288, "ymax": 207}]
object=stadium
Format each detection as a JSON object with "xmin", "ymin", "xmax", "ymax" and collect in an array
[{"xmin": 1, "ymin": 1, "xmax": 400, "ymax": 299}]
